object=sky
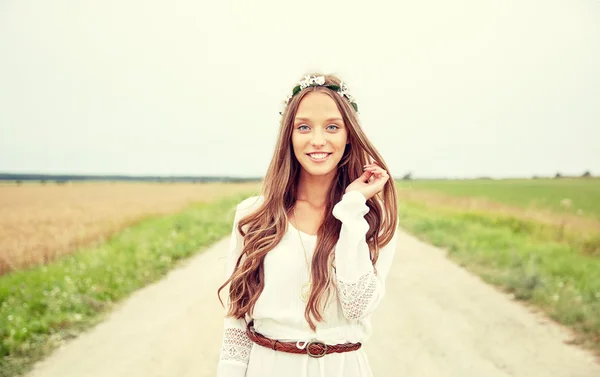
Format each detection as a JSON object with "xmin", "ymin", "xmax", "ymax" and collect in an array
[{"xmin": 1, "ymin": 0, "xmax": 599, "ymax": 179}]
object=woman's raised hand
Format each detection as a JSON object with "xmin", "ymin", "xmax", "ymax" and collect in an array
[{"xmin": 344, "ymin": 162, "xmax": 389, "ymax": 201}]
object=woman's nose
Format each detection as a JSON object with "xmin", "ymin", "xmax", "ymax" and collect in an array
[{"xmin": 310, "ymin": 131, "xmax": 326, "ymax": 146}]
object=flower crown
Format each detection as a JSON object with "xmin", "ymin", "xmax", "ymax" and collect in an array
[{"xmin": 279, "ymin": 75, "xmax": 359, "ymax": 115}]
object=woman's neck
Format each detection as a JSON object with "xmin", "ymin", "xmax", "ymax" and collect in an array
[{"xmin": 296, "ymin": 169, "xmax": 335, "ymax": 208}]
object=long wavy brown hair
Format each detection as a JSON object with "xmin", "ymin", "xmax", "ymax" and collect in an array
[{"xmin": 218, "ymin": 73, "xmax": 398, "ymax": 331}]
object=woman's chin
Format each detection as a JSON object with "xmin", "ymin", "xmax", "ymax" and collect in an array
[{"xmin": 300, "ymin": 164, "xmax": 337, "ymax": 177}]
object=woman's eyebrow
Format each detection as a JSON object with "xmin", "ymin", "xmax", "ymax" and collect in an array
[{"xmin": 294, "ymin": 117, "xmax": 343, "ymax": 122}]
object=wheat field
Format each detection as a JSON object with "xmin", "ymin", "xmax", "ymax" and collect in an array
[{"xmin": 0, "ymin": 181, "xmax": 261, "ymax": 276}]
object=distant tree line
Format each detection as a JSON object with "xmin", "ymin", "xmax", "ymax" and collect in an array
[
  {"xmin": 401, "ymin": 171, "xmax": 595, "ymax": 180},
  {"xmin": 548, "ymin": 170, "xmax": 594, "ymax": 179},
  {"xmin": 1, "ymin": 173, "xmax": 262, "ymax": 185},
  {"xmin": 2, "ymin": 170, "xmax": 596, "ymax": 184}
]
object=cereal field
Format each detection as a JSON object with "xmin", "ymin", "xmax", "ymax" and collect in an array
[{"xmin": 0, "ymin": 181, "xmax": 261, "ymax": 275}]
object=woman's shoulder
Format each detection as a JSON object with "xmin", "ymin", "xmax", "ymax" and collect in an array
[{"xmin": 235, "ymin": 194, "xmax": 265, "ymax": 216}]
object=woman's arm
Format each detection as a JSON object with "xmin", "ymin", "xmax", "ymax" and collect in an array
[
  {"xmin": 332, "ymin": 190, "xmax": 398, "ymax": 321},
  {"xmin": 217, "ymin": 199, "xmax": 259, "ymax": 377}
]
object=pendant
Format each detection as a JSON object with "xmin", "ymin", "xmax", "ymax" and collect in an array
[{"xmin": 300, "ymin": 281, "xmax": 311, "ymax": 302}]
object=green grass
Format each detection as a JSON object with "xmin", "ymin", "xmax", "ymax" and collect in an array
[
  {"xmin": 397, "ymin": 178, "xmax": 600, "ymax": 219},
  {"xmin": 0, "ymin": 192, "xmax": 252, "ymax": 377},
  {"xmin": 398, "ymin": 200, "xmax": 600, "ymax": 351}
]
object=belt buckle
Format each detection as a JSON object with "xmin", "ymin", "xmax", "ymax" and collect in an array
[{"xmin": 306, "ymin": 340, "xmax": 328, "ymax": 358}]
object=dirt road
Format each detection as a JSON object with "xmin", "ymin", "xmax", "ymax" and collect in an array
[{"xmin": 25, "ymin": 229, "xmax": 600, "ymax": 377}]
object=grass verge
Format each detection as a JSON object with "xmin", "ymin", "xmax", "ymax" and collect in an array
[
  {"xmin": 398, "ymin": 200, "xmax": 600, "ymax": 353},
  {"xmin": 0, "ymin": 192, "xmax": 252, "ymax": 377},
  {"xmin": 397, "ymin": 178, "xmax": 600, "ymax": 219}
]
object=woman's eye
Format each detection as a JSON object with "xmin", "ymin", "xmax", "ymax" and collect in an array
[{"xmin": 296, "ymin": 124, "xmax": 339, "ymax": 131}]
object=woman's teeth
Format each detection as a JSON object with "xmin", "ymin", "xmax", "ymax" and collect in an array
[{"xmin": 309, "ymin": 153, "xmax": 329, "ymax": 160}]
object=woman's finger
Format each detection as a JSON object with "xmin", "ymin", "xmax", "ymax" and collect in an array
[
  {"xmin": 359, "ymin": 169, "xmax": 374, "ymax": 182},
  {"xmin": 367, "ymin": 167, "xmax": 387, "ymax": 176}
]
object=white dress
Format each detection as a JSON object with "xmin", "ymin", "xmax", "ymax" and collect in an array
[{"xmin": 217, "ymin": 191, "xmax": 398, "ymax": 377}]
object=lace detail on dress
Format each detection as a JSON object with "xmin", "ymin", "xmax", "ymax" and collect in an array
[
  {"xmin": 220, "ymin": 327, "xmax": 253, "ymax": 363},
  {"xmin": 337, "ymin": 270, "xmax": 378, "ymax": 320}
]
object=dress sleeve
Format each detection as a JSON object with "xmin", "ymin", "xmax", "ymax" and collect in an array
[
  {"xmin": 217, "ymin": 202, "xmax": 253, "ymax": 377},
  {"xmin": 331, "ymin": 190, "xmax": 399, "ymax": 321}
]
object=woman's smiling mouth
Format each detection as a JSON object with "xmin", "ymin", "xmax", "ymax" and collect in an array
[{"xmin": 307, "ymin": 152, "xmax": 332, "ymax": 162}]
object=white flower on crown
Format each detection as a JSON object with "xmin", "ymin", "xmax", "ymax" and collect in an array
[
  {"xmin": 299, "ymin": 75, "xmax": 311, "ymax": 89},
  {"xmin": 281, "ymin": 76, "xmax": 358, "ymax": 116},
  {"xmin": 299, "ymin": 75, "xmax": 325, "ymax": 89},
  {"xmin": 279, "ymin": 94, "xmax": 292, "ymax": 115},
  {"xmin": 338, "ymin": 80, "xmax": 351, "ymax": 98}
]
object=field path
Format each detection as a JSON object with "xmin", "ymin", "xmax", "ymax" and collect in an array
[{"xmin": 25, "ymin": 229, "xmax": 600, "ymax": 377}]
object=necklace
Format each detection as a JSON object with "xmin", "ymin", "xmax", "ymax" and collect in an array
[{"xmin": 292, "ymin": 207, "xmax": 312, "ymax": 303}]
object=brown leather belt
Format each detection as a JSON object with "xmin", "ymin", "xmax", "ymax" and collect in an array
[{"xmin": 245, "ymin": 320, "xmax": 362, "ymax": 358}]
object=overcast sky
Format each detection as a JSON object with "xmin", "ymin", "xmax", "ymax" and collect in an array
[{"xmin": 1, "ymin": 0, "xmax": 598, "ymax": 179}]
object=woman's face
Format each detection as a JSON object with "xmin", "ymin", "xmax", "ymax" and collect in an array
[{"xmin": 291, "ymin": 91, "xmax": 349, "ymax": 177}]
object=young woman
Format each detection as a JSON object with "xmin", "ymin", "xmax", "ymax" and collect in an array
[{"xmin": 216, "ymin": 73, "xmax": 399, "ymax": 377}]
